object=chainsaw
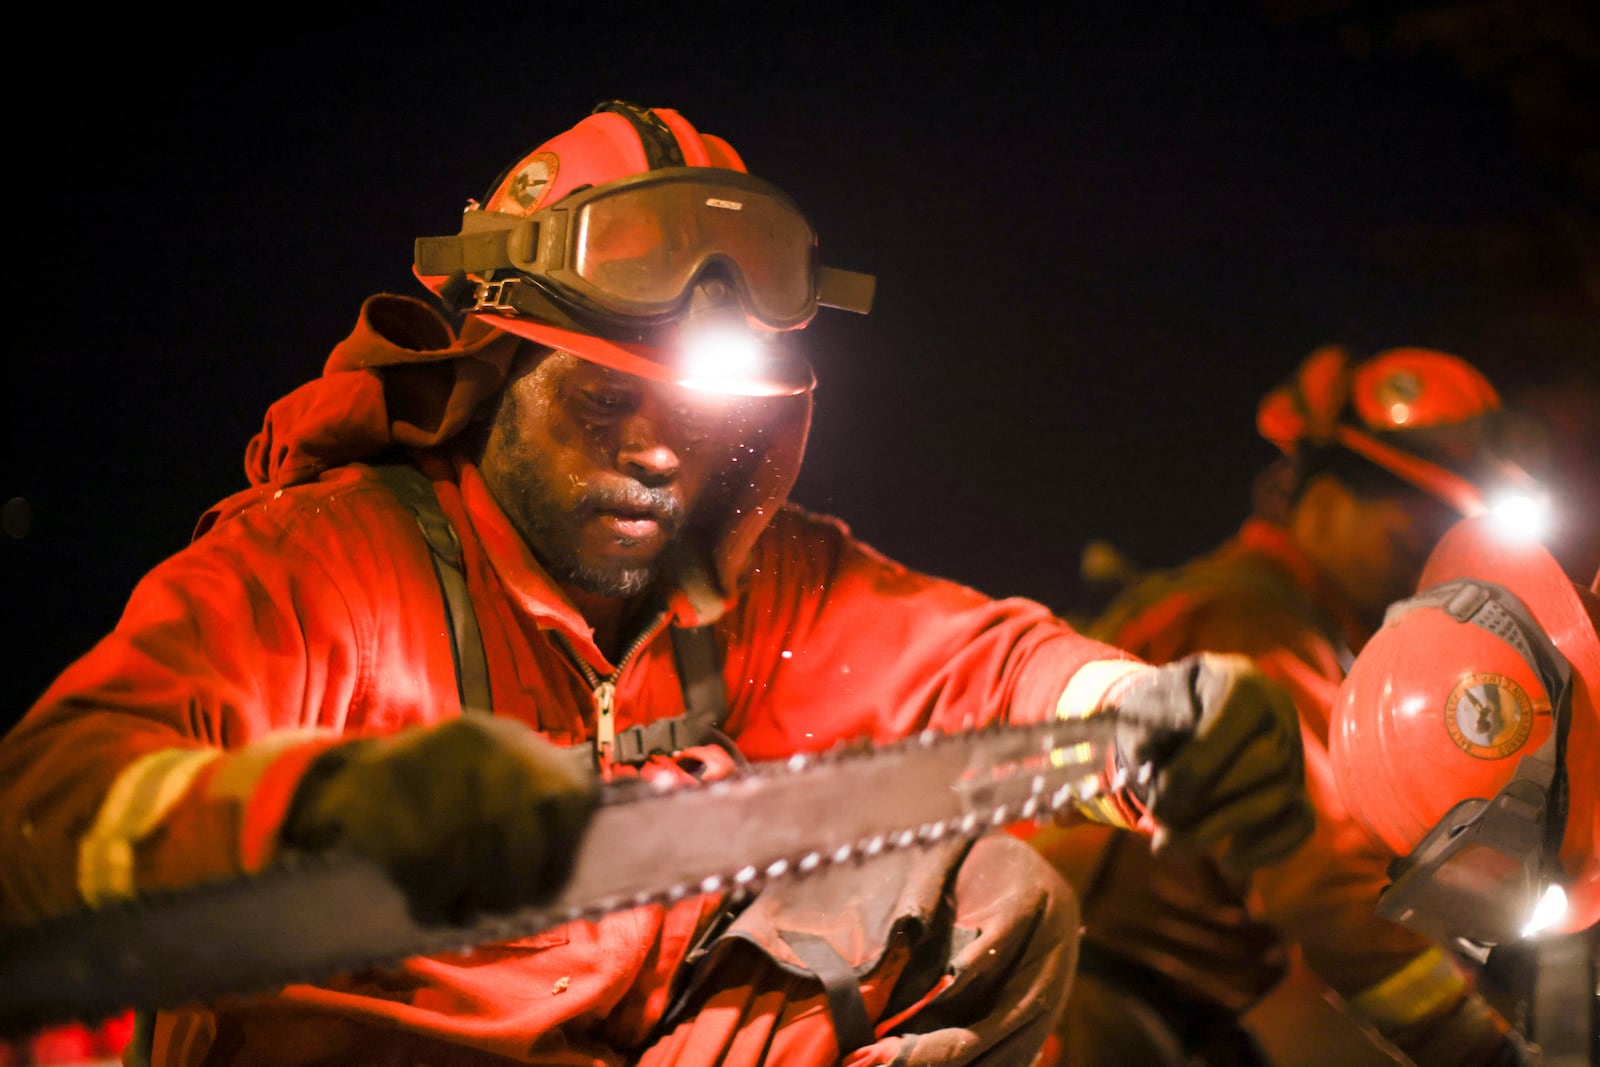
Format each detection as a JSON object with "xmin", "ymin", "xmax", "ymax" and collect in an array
[{"xmin": 0, "ymin": 716, "xmax": 1116, "ymax": 1035}]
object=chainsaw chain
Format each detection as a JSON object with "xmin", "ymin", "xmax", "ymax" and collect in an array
[
  {"xmin": 0, "ymin": 718, "xmax": 1116, "ymax": 1029},
  {"xmin": 473, "ymin": 718, "xmax": 1115, "ymax": 941}
]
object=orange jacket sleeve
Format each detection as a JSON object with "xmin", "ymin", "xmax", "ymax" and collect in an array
[{"xmin": 0, "ymin": 470, "xmax": 458, "ymax": 924}]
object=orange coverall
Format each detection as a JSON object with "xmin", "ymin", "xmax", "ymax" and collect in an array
[{"xmin": 0, "ymin": 295, "xmax": 1126, "ymax": 1067}]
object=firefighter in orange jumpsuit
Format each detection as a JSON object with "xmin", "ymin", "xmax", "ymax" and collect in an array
[
  {"xmin": 1030, "ymin": 345, "xmax": 1541, "ymax": 1066},
  {"xmin": 1329, "ymin": 513, "xmax": 1599, "ymax": 1062},
  {"xmin": 0, "ymin": 103, "xmax": 1314, "ymax": 1067}
]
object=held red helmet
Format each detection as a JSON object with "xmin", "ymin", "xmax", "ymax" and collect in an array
[
  {"xmin": 413, "ymin": 101, "xmax": 875, "ymax": 397},
  {"xmin": 1256, "ymin": 345, "xmax": 1537, "ymax": 518},
  {"xmin": 1330, "ymin": 514, "xmax": 1600, "ymax": 951}
]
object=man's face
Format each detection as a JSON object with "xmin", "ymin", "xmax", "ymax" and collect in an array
[
  {"xmin": 477, "ymin": 350, "xmax": 754, "ymax": 598},
  {"xmin": 1319, "ymin": 482, "xmax": 1460, "ymax": 621}
]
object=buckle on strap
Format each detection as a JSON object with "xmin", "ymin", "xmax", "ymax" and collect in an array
[
  {"xmin": 473, "ymin": 278, "xmax": 525, "ymax": 314},
  {"xmin": 612, "ymin": 716, "xmax": 694, "ymax": 766}
]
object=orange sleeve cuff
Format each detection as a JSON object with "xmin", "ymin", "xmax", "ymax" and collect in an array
[
  {"xmin": 218, "ymin": 734, "xmax": 347, "ymax": 873},
  {"xmin": 1055, "ymin": 661, "xmax": 1157, "ymax": 834}
]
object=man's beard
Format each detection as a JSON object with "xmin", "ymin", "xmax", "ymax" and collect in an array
[
  {"xmin": 558, "ymin": 553, "xmax": 655, "ymax": 599},
  {"xmin": 506, "ymin": 477, "xmax": 686, "ymax": 599}
]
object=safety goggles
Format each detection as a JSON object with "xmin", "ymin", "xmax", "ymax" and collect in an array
[
  {"xmin": 415, "ymin": 167, "xmax": 875, "ymax": 331},
  {"xmin": 1374, "ymin": 580, "xmax": 1572, "ymax": 960}
]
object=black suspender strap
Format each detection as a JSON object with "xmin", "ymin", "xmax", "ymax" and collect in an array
[
  {"xmin": 611, "ymin": 624, "xmax": 730, "ymax": 764},
  {"xmin": 778, "ymin": 930, "xmax": 875, "ymax": 1054},
  {"xmin": 370, "ymin": 464, "xmax": 492, "ymax": 713},
  {"xmin": 670, "ymin": 623, "xmax": 729, "ymax": 732},
  {"xmin": 370, "ymin": 463, "xmax": 729, "ymax": 762}
]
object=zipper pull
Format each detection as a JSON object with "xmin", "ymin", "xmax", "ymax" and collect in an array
[{"xmin": 593, "ymin": 680, "xmax": 617, "ymax": 762}]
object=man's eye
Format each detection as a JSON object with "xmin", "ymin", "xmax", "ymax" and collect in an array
[{"xmin": 581, "ymin": 390, "xmax": 633, "ymax": 413}]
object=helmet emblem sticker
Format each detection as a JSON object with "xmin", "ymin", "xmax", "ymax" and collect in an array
[
  {"xmin": 1444, "ymin": 672, "xmax": 1536, "ymax": 759},
  {"xmin": 1376, "ymin": 369, "xmax": 1423, "ymax": 406},
  {"xmin": 501, "ymin": 152, "xmax": 559, "ymax": 213}
]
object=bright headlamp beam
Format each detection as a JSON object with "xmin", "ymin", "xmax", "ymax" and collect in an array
[
  {"xmin": 1487, "ymin": 490, "xmax": 1552, "ymax": 545},
  {"xmin": 678, "ymin": 325, "xmax": 767, "ymax": 396},
  {"xmin": 1521, "ymin": 883, "xmax": 1567, "ymax": 937}
]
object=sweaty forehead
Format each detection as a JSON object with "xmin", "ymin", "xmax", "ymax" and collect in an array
[{"xmin": 530, "ymin": 350, "xmax": 644, "ymax": 391}]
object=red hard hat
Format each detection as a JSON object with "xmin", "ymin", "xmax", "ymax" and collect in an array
[
  {"xmin": 480, "ymin": 105, "xmax": 748, "ymax": 216},
  {"xmin": 413, "ymin": 101, "xmax": 873, "ymax": 397},
  {"xmin": 1257, "ymin": 346, "xmax": 1527, "ymax": 517},
  {"xmin": 1330, "ymin": 514, "xmax": 1600, "ymax": 934}
]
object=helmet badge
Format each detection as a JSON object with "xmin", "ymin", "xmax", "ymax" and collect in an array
[
  {"xmin": 502, "ymin": 152, "xmax": 559, "ymax": 214},
  {"xmin": 1443, "ymin": 672, "xmax": 1539, "ymax": 759}
]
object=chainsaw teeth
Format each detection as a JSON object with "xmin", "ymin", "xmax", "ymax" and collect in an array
[
  {"xmin": 578, "ymin": 721, "xmax": 1099, "ymax": 925},
  {"xmin": 0, "ymin": 717, "xmax": 1115, "ymax": 1031}
]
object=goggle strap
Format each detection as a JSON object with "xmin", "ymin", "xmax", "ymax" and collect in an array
[
  {"xmin": 415, "ymin": 228, "xmax": 519, "ymax": 278},
  {"xmin": 816, "ymin": 266, "xmax": 877, "ymax": 315},
  {"xmin": 466, "ymin": 278, "xmax": 614, "ymax": 337}
]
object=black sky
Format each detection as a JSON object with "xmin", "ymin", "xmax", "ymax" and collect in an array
[{"xmin": 5, "ymin": 4, "xmax": 1597, "ymax": 728}]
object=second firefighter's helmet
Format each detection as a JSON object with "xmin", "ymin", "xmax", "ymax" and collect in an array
[{"xmin": 1256, "ymin": 346, "xmax": 1533, "ymax": 518}]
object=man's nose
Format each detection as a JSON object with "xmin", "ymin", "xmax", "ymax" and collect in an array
[{"xmin": 616, "ymin": 410, "xmax": 681, "ymax": 485}]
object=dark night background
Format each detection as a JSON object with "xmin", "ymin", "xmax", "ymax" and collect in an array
[{"xmin": 4, "ymin": 2, "xmax": 1597, "ymax": 732}]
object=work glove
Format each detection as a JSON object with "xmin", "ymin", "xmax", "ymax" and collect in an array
[
  {"xmin": 280, "ymin": 716, "xmax": 598, "ymax": 925},
  {"xmin": 1110, "ymin": 652, "xmax": 1314, "ymax": 873}
]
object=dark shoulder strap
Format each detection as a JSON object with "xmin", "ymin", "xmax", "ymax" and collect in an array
[
  {"xmin": 778, "ymin": 930, "xmax": 875, "ymax": 1053},
  {"xmin": 611, "ymin": 623, "xmax": 730, "ymax": 764},
  {"xmin": 368, "ymin": 462, "xmax": 730, "ymax": 760},
  {"xmin": 670, "ymin": 623, "xmax": 730, "ymax": 740},
  {"xmin": 369, "ymin": 463, "xmax": 492, "ymax": 713}
]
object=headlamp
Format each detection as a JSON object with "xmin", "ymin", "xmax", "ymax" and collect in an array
[
  {"xmin": 1486, "ymin": 489, "xmax": 1554, "ymax": 546},
  {"xmin": 677, "ymin": 326, "xmax": 769, "ymax": 395}
]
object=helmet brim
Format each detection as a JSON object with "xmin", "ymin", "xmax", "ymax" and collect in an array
[{"xmin": 470, "ymin": 310, "xmax": 816, "ymax": 398}]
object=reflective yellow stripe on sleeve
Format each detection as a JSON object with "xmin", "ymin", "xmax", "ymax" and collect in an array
[
  {"xmin": 1348, "ymin": 946, "xmax": 1468, "ymax": 1033},
  {"xmin": 205, "ymin": 727, "xmax": 339, "ymax": 804},
  {"xmin": 1055, "ymin": 659, "xmax": 1147, "ymax": 720},
  {"xmin": 1056, "ymin": 659, "xmax": 1148, "ymax": 828},
  {"xmin": 77, "ymin": 747, "xmax": 223, "ymax": 906}
]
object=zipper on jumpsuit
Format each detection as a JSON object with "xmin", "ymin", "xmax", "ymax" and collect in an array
[{"xmin": 554, "ymin": 611, "xmax": 667, "ymax": 769}]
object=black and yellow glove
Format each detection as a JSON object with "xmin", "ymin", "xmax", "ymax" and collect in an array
[
  {"xmin": 281, "ymin": 716, "xmax": 597, "ymax": 925},
  {"xmin": 1112, "ymin": 652, "xmax": 1314, "ymax": 873}
]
